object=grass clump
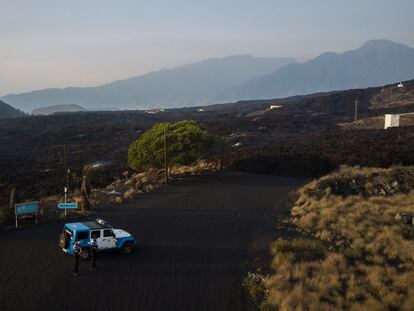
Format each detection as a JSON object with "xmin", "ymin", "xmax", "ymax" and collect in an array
[{"xmin": 271, "ymin": 238, "xmax": 326, "ymax": 263}]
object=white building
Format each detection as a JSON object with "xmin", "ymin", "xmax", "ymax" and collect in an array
[
  {"xmin": 384, "ymin": 114, "xmax": 400, "ymax": 129},
  {"xmin": 398, "ymin": 82, "xmax": 404, "ymax": 88}
]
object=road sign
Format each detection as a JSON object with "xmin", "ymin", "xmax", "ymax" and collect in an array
[
  {"xmin": 58, "ymin": 202, "xmax": 78, "ymax": 209},
  {"xmin": 15, "ymin": 202, "xmax": 39, "ymax": 228},
  {"xmin": 15, "ymin": 202, "xmax": 39, "ymax": 215}
]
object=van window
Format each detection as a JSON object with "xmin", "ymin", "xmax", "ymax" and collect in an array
[
  {"xmin": 103, "ymin": 229, "xmax": 114, "ymax": 237},
  {"xmin": 64, "ymin": 228, "xmax": 73, "ymax": 237},
  {"xmin": 91, "ymin": 230, "xmax": 101, "ymax": 238},
  {"xmin": 76, "ymin": 231, "xmax": 88, "ymax": 240}
]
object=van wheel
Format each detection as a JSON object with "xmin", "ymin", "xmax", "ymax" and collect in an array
[
  {"xmin": 121, "ymin": 243, "xmax": 134, "ymax": 255},
  {"xmin": 80, "ymin": 248, "xmax": 90, "ymax": 260}
]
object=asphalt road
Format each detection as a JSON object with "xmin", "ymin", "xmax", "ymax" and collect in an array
[{"xmin": 0, "ymin": 173, "xmax": 306, "ymax": 311}]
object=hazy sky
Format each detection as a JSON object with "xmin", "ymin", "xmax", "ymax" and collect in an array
[{"xmin": 1, "ymin": 0, "xmax": 414, "ymax": 95}]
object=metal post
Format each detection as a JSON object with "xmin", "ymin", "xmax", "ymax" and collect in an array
[
  {"xmin": 66, "ymin": 168, "xmax": 70, "ymax": 192},
  {"xmin": 64, "ymin": 187, "xmax": 67, "ymax": 216},
  {"xmin": 64, "ymin": 145, "xmax": 70, "ymax": 201},
  {"xmin": 354, "ymin": 100, "xmax": 358, "ymax": 122},
  {"xmin": 164, "ymin": 127, "xmax": 168, "ymax": 184}
]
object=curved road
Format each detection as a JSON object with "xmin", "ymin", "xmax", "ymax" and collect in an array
[{"xmin": 0, "ymin": 173, "xmax": 306, "ymax": 311}]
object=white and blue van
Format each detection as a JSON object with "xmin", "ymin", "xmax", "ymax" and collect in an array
[{"xmin": 59, "ymin": 218, "xmax": 136, "ymax": 259}]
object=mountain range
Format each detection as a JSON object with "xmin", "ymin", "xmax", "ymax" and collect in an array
[
  {"xmin": 0, "ymin": 100, "xmax": 25, "ymax": 119},
  {"xmin": 1, "ymin": 55, "xmax": 294, "ymax": 112},
  {"xmin": 2, "ymin": 39, "xmax": 414, "ymax": 112},
  {"xmin": 219, "ymin": 40, "xmax": 414, "ymax": 101}
]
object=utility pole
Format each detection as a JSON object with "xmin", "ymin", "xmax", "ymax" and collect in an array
[
  {"xmin": 63, "ymin": 145, "xmax": 70, "ymax": 193},
  {"xmin": 63, "ymin": 145, "xmax": 69, "ymax": 216},
  {"xmin": 164, "ymin": 127, "xmax": 169, "ymax": 184},
  {"xmin": 9, "ymin": 187, "xmax": 16, "ymax": 211},
  {"xmin": 354, "ymin": 99, "xmax": 359, "ymax": 122}
]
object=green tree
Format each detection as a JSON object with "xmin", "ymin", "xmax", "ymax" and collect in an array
[{"xmin": 128, "ymin": 120, "xmax": 221, "ymax": 171}]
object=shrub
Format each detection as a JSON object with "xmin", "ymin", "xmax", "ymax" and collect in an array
[
  {"xmin": 128, "ymin": 120, "xmax": 222, "ymax": 171},
  {"xmin": 243, "ymin": 272, "xmax": 269, "ymax": 308}
]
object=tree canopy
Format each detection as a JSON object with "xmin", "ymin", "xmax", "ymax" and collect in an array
[{"xmin": 128, "ymin": 120, "xmax": 221, "ymax": 171}]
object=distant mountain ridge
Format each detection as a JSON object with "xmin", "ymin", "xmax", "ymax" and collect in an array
[
  {"xmin": 0, "ymin": 100, "xmax": 25, "ymax": 119},
  {"xmin": 1, "ymin": 55, "xmax": 295, "ymax": 112},
  {"xmin": 31, "ymin": 104, "xmax": 87, "ymax": 115},
  {"xmin": 218, "ymin": 40, "xmax": 414, "ymax": 101},
  {"xmin": 3, "ymin": 40, "xmax": 414, "ymax": 111}
]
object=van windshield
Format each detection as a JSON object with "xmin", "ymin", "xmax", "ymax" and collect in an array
[{"xmin": 76, "ymin": 231, "xmax": 89, "ymax": 240}]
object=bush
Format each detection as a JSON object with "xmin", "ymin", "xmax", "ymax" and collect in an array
[
  {"xmin": 128, "ymin": 120, "xmax": 222, "ymax": 171},
  {"xmin": 243, "ymin": 272, "xmax": 269, "ymax": 308}
]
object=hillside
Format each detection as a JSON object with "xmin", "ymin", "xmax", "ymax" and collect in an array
[
  {"xmin": 252, "ymin": 166, "xmax": 414, "ymax": 310},
  {"xmin": 219, "ymin": 40, "xmax": 414, "ymax": 101},
  {"xmin": 0, "ymin": 100, "xmax": 24, "ymax": 119},
  {"xmin": 1, "ymin": 55, "xmax": 294, "ymax": 112},
  {"xmin": 31, "ymin": 104, "xmax": 87, "ymax": 115},
  {"xmin": 2, "ymin": 78, "xmax": 414, "ymax": 200}
]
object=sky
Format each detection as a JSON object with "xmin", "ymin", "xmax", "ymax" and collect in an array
[{"xmin": 1, "ymin": 0, "xmax": 414, "ymax": 95}]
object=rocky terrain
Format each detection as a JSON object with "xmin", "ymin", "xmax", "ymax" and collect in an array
[{"xmin": 1, "ymin": 79, "xmax": 414, "ymax": 207}]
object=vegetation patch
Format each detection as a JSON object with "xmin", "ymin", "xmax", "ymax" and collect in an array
[
  {"xmin": 128, "ymin": 120, "xmax": 223, "ymax": 171},
  {"xmin": 303, "ymin": 165, "xmax": 414, "ymax": 198},
  {"xmin": 255, "ymin": 166, "xmax": 414, "ymax": 310}
]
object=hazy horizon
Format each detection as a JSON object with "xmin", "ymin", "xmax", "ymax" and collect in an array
[{"xmin": 1, "ymin": 0, "xmax": 414, "ymax": 95}]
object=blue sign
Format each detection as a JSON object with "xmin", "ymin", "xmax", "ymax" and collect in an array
[
  {"xmin": 15, "ymin": 202, "xmax": 39, "ymax": 215},
  {"xmin": 58, "ymin": 203, "xmax": 78, "ymax": 209}
]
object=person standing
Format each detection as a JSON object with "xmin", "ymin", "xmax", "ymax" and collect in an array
[
  {"xmin": 89, "ymin": 234, "xmax": 98, "ymax": 271},
  {"xmin": 73, "ymin": 239, "xmax": 81, "ymax": 276}
]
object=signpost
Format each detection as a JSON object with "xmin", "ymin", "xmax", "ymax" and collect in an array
[
  {"xmin": 58, "ymin": 202, "xmax": 78, "ymax": 216},
  {"xmin": 15, "ymin": 202, "xmax": 39, "ymax": 228},
  {"xmin": 64, "ymin": 187, "xmax": 68, "ymax": 203}
]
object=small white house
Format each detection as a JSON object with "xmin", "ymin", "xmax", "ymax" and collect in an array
[
  {"xmin": 269, "ymin": 104, "xmax": 282, "ymax": 110},
  {"xmin": 384, "ymin": 114, "xmax": 400, "ymax": 129},
  {"xmin": 398, "ymin": 82, "xmax": 404, "ymax": 88}
]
